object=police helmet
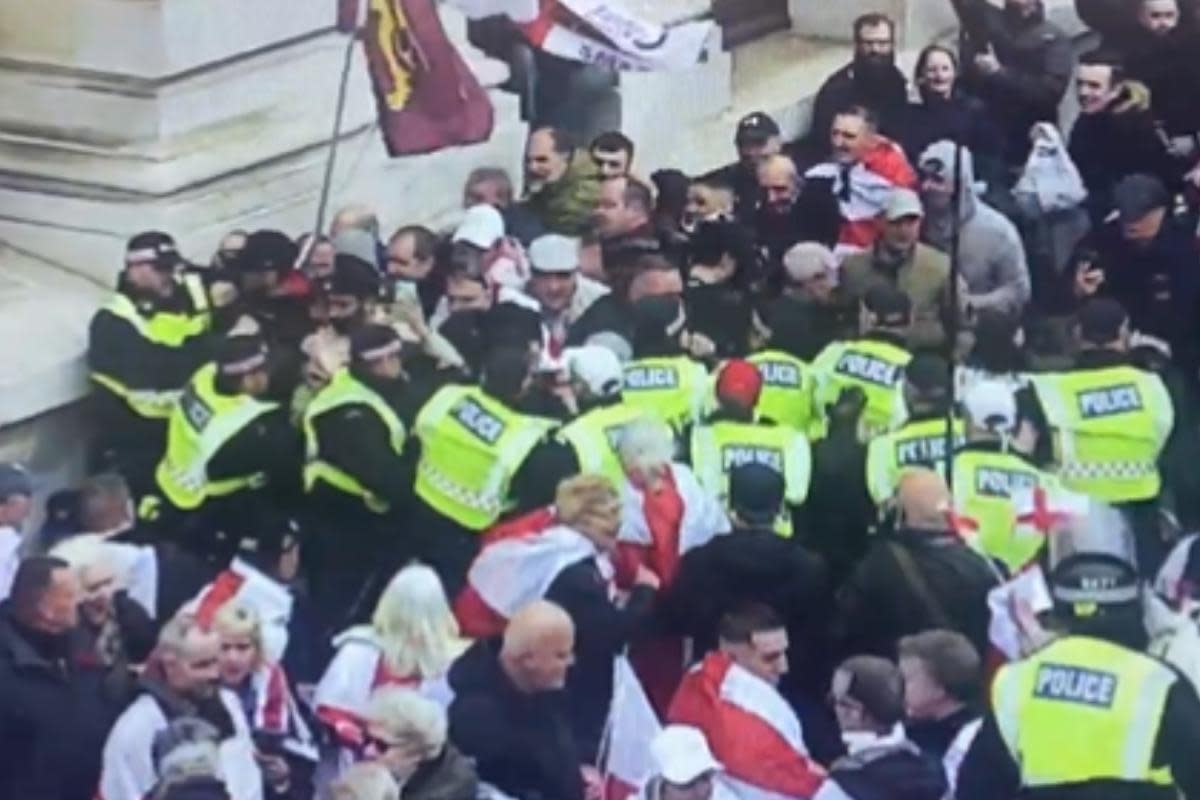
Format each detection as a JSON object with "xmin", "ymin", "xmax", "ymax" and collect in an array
[{"xmin": 1048, "ymin": 500, "xmax": 1141, "ymax": 617}]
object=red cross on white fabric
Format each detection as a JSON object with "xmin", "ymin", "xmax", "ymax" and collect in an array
[{"xmin": 1016, "ymin": 487, "xmax": 1070, "ymax": 535}]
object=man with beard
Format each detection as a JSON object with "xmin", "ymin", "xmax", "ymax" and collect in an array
[
  {"xmin": 99, "ymin": 612, "xmax": 263, "ymax": 800},
  {"xmin": 89, "ymin": 232, "xmax": 215, "ymax": 493},
  {"xmin": 298, "ymin": 254, "xmax": 383, "ymax": 405},
  {"xmin": 302, "ymin": 324, "xmax": 418, "ymax": 627},
  {"xmin": 754, "ymin": 154, "xmax": 842, "ymax": 267},
  {"xmin": 806, "ymin": 14, "xmax": 908, "ymax": 162},
  {"xmin": 950, "ymin": 0, "xmax": 1072, "ymax": 171}
]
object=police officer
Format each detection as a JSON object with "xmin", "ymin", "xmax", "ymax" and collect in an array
[
  {"xmin": 811, "ymin": 285, "xmax": 913, "ymax": 441},
  {"xmin": 88, "ymin": 232, "xmax": 213, "ymax": 491},
  {"xmin": 958, "ymin": 502, "xmax": 1200, "ymax": 800},
  {"xmin": 687, "ymin": 360, "xmax": 811, "ymax": 537},
  {"xmin": 953, "ymin": 379, "xmax": 1063, "ymax": 575},
  {"xmin": 557, "ymin": 345, "xmax": 646, "ymax": 488},
  {"xmin": 622, "ymin": 296, "xmax": 710, "ymax": 432},
  {"xmin": 153, "ymin": 335, "xmax": 300, "ymax": 559},
  {"xmin": 746, "ymin": 303, "xmax": 818, "ymax": 435},
  {"xmin": 866, "ymin": 353, "xmax": 963, "ymax": 507},
  {"xmin": 410, "ymin": 344, "xmax": 561, "ymax": 593},
  {"xmin": 1030, "ymin": 298, "xmax": 1174, "ymax": 573},
  {"xmin": 302, "ymin": 324, "xmax": 414, "ymax": 624}
]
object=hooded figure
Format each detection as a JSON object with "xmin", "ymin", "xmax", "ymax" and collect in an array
[{"xmin": 918, "ymin": 141, "xmax": 1031, "ymax": 314}]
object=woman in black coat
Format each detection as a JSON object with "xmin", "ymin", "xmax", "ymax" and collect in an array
[{"xmin": 898, "ymin": 45, "xmax": 1007, "ymax": 193}]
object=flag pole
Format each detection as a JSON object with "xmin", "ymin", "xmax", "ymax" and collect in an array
[
  {"xmin": 314, "ymin": 17, "xmax": 362, "ymax": 238},
  {"xmin": 944, "ymin": 26, "xmax": 968, "ymax": 492}
]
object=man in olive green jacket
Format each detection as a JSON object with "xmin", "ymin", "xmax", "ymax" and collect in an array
[
  {"xmin": 521, "ymin": 126, "xmax": 601, "ymax": 236},
  {"xmin": 839, "ymin": 188, "xmax": 957, "ymax": 351}
]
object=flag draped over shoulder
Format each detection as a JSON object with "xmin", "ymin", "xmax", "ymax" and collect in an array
[
  {"xmin": 668, "ymin": 653, "xmax": 827, "ymax": 799},
  {"xmin": 454, "ymin": 507, "xmax": 606, "ymax": 638},
  {"xmin": 338, "ymin": 0, "xmax": 494, "ymax": 156}
]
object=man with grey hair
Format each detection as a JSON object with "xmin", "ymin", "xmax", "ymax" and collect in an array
[
  {"xmin": 149, "ymin": 717, "xmax": 228, "ymax": 799},
  {"xmin": 754, "ymin": 155, "xmax": 842, "ymax": 267},
  {"xmin": 99, "ymin": 613, "xmax": 263, "ymax": 800}
]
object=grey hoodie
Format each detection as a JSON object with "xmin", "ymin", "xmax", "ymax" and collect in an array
[{"xmin": 919, "ymin": 140, "xmax": 1031, "ymax": 314}]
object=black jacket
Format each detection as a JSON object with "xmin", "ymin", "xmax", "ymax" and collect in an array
[
  {"xmin": 898, "ymin": 90, "xmax": 1007, "ymax": 191},
  {"xmin": 0, "ymin": 606, "xmax": 126, "ymax": 800},
  {"xmin": 957, "ymin": 642, "xmax": 1200, "ymax": 800},
  {"xmin": 448, "ymin": 639, "xmax": 584, "ymax": 800},
  {"xmin": 661, "ymin": 527, "xmax": 834, "ymax": 695},
  {"xmin": 952, "ymin": 0, "xmax": 1072, "ymax": 166},
  {"xmin": 1069, "ymin": 97, "xmax": 1182, "ymax": 226},
  {"xmin": 828, "ymin": 739, "xmax": 948, "ymax": 800},
  {"xmin": 87, "ymin": 287, "xmax": 213, "ymax": 485},
  {"xmin": 307, "ymin": 377, "xmax": 416, "ymax": 510},
  {"xmin": 806, "ymin": 61, "xmax": 909, "ymax": 160},
  {"xmin": 1124, "ymin": 28, "xmax": 1200, "ymax": 139},
  {"xmin": 804, "ymin": 413, "xmax": 874, "ymax": 584},
  {"xmin": 835, "ymin": 526, "xmax": 1000, "ymax": 660},
  {"xmin": 754, "ymin": 179, "xmax": 843, "ymax": 268},
  {"xmin": 907, "ymin": 706, "xmax": 980, "ymax": 762},
  {"xmin": 544, "ymin": 559, "xmax": 656, "ymax": 760},
  {"xmin": 707, "ymin": 162, "xmax": 765, "ymax": 225},
  {"xmin": 1069, "ymin": 217, "xmax": 1200, "ymax": 383}
]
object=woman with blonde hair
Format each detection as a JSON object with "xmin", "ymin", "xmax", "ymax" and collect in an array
[
  {"xmin": 314, "ymin": 563, "xmax": 464, "ymax": 788},
  {"xmin": 209, "ymin": 603, "xmax": 317, "ymax": 799},
  {"xmin": 452, "ymin": 473, "xmax": 660, "ymax": 760}
]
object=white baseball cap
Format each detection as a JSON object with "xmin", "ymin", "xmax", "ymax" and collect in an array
[
  {"xmin": 453, "ymin": 204, "xmax": 505, "ymax": 249},
  {"xmin": 566, "ymin": 345, "xmax": 624, "ymax": 398},
  {"xmin": 651, "ymin": 726, "xmax": 723, "ymax": 785},
  {"xmin": 962, "ymin": 379, "xmax": 1017, "ymax": 433},
  {"xmin": 529, "ymin": 234, "xmax": 580, "ymax": 274}
]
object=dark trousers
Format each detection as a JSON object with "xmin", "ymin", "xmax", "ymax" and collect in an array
[
  {"xmin": 408, "ymin": 499, "xmax": 482, "ymax": 599},
  {"xmin": 304, "ymin": 490, "xmax": 412, "ymax": 632}
]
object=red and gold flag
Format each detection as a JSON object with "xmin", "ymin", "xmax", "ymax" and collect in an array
[{"xmin": 340, "ymin": 0, "xmax": 494, "ymax": 156}]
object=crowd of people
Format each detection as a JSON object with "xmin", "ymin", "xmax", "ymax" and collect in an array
[{"xmin": 5, "ymin": 0, "xmax": 1200, "ymax": 798}]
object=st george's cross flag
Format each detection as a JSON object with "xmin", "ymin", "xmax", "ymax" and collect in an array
[
  {"xmin": 669, "ymin": 652, "xmax": 828, "ymax": 799},
  {"xmin": 453, "ymin": 507, "xmax": 609, "ymax": 638},
  {"xmin": 602, "ymin": 655, "xmax": 663, "ymax": 800}
]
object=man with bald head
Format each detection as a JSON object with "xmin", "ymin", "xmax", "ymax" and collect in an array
[
  {"xmin": 449, "ymin": 601, "xmax": 587, "ymax": 800},
  {"xmin": 835, "ymin": 469, "xmax": 999, "ymax": 659},
  {"xmin": 330, "ymin": 203, "xmax": 381, "ymax": 240},
  {"xmin": 753, "ymin": 154, "xmax": 842, "ymax": 267}
]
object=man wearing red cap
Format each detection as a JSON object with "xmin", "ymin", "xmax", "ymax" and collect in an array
[{"xmin": 686, "ymin": 360, "xmax": 812, "ymax": 537}]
